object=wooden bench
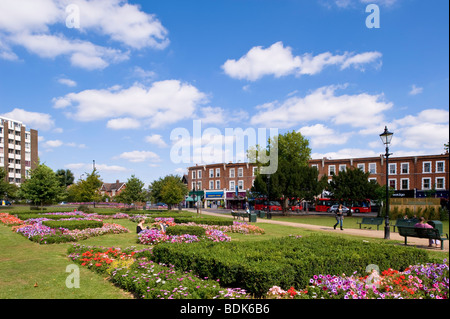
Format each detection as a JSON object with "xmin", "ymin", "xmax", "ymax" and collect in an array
[
  {"xmin": 392, "ymin": 218, "xmax": 418, "ymax": 232},
  {"xmin": 356, "ymin": 217, "xmax": 384, "ymax": 230},
  {"xmin": 398, "ymin": 226, "xmax": 449, "ymax": 250}
]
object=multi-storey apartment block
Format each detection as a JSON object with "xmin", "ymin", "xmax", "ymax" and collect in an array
[{"xmin": 0, "ymin": 116, "xmax": 38, "ymax": 184}]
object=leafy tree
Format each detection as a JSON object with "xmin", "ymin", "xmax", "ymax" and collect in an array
[
  {"xmin": 55, "ymin": 169, "xmax": 75, "ymax": 188},
  {"xmin": 251, "ymin": 131, "xmax": 325, "ymax": 214},
  {"xmin": 0, "ymin": 167, "xmax": 18, "ymax": 199},
  {"xmin": 19, "ymin": 162, "xmax": 62, "ymax": 207},
  {"xmin": 67, "ymin": 168, "xmax": 102, "ymax": 203},
  {"xmin": 327, "ymin": 167, "xmax": 379, "ymax": 203},
  {"xmin": 150, "ymin": 175, "xmax": 188, "ymax": 210},
  {"xmin": 114, "ymin": 175, "xmax": 145, "ymax": 205}
]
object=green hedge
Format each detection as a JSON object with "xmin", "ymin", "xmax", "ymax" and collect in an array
[
  {"xmin": 152, "ymin": 234, "xmax": 430, "ymax": 297},
  {"xmin": 166, "ymin": 225, "xmax": 206, "ymax": 236},
  {"xmin": 173, "ymin": 217, "xmax": 233, "ymax": 226},
  {"xmin": 42, "ymin": 220, "xmax": 103, "ymax": 230}
]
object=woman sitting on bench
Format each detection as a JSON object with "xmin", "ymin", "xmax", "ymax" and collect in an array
[{"xmin": 415, "ymin": 217, "xmax": 440, "ymax": 247}]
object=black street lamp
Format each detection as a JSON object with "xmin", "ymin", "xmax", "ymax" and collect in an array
[{"xmin": 379, "ymin": 126, "xmax": 394, "ymax": 240}]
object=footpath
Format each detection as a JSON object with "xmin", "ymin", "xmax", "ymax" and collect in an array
[{"xmin": 186, "ymin": 208, "xmax": 449, "ymax": 252}]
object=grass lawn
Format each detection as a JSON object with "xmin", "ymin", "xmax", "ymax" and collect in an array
[{"xmin": 0, "ymin": 207, "xmax": 448, "ymax": 299}]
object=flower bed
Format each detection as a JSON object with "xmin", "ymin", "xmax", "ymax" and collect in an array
[
  {"xmin": 0, "ymin": 213, "xmax": 24, "ymax": 226},
  {"xmin": 266, "ymin": 261, "xmax": 449, "ymax": 299},
  {"xmin": 67, "ymin": 244, "xmax": 249, "ymax": 299},
  {"xmin": 138, "ymin": 227, "xmax": 230, "ymax": 245}
]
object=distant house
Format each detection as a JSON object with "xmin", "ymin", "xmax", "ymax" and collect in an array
[{"xmin": 100, "ymin": 180, "xmax": 126, "ymax": 198}]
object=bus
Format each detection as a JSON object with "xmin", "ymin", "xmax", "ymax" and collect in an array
[
  {"xmin": 253, "ymin": 198, "xmax": 282, "ymax": 211},
  {"xmin": 315, "ymin": 198, "xmax": 372, "ymax": 213}
]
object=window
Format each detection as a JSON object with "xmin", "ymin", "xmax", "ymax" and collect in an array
[
  {"xmin": 238, "ymin": 180, "xmax": 244, "ymax": 190},
  {"xmin": 423, "ymin": 162, "xmax": 431, "ymax": 173},
  {"xmin": 215, "ymin": 180, "xmax": 220, "ymax": 189},
  {"xmin": 238, "ymin": 168, "xmax": 243, "ymax": 177},
  {"xmin": 229, "ymin": 180, "xmax": 235, "ymax": 191},
  {"xmin": 389, "ymin": 163, "xmax": 397, "ymax": 175},
  {"xmin": 401, "ymin": 163, "xmax": 409, "ymax": 174},
  {"xmin": 339, "ymin": 164, "xmax": 346, "ymax": 172},
  {"xmin": 357, "ymin": 163, "xmax": 365, "ymax": 172},
  {"xmin": 229, "ymin": 168, "xmax": 235, "ymax": 178},
  {"xmin": 401, "ymin": 178, "xmax": 409, "ymax": 190},
  {"xmin": 328, "ymin": 165, "xmax": 336, "ymax": 175},
  {"xmin": 253, "ymin": 167, "xmax": 258, "ymax": 176},
  {"xmin": 369, "ymin": 163, "xmax": 376, "ymax": 174},
  {"xmin": 389, "ymin": 179, "xmax": 397, "ymax": 190},
  {"xmin": 209, "ymin": 169, "xmax": 214, "ymax": 178},
  {"xmin": 209, "ymin": 180, "xmax": 214, "ymax": 189},
  {"xmin": 436, "ymin": 161, "xmax": 445, "ymax": 173},
  {"xmin": 422, "ymin": 178, "xmax": 431, "ymax": 190},
  {"xmin": 216, "ymin": 168, "xmax": 220, "ymax": 177},
  {"xmin": 436, "ymin": 178, "xmax": 445, "ymax": 189},
  {"xmin": 197, "ymin": 170, "xmax": 202, "ymax": 179},
  {"xmin": 192, "ymin": 171, "xmax": 196, "ymax": 179},
  {"xmin": 197, "ymin": 181, "xmax": 202, "ymax": 190}
]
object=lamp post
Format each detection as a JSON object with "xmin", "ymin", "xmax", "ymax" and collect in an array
[{"xmin": 379, "ymin": 126, "xmax": 393, "ymax": 240}]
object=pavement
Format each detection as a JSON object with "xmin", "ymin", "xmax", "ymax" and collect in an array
[{"xmin": 185, "ymin": 208, "xmax": 449, "ymax": 252}]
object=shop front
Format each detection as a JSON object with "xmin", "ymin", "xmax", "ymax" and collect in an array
[
  {"xmin": 205, "ymin": 191, "xmax": 224, "ymax": 208},
  {"xmin": 225, "ymin": 190, "xmax": 247, "ymax": 210}
]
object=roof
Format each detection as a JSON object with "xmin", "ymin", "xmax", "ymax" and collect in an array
[{"xmin": 100, "ymin": 181, "xmax": 126, "ymax": 192}]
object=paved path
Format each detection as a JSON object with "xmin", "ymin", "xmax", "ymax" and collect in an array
[{"xmin": 186, "ymin": 208, "xmax": 448, "ymax": 252}]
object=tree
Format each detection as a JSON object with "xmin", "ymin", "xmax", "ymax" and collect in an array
[
  {"xmin": 55, "ymin": 169, "xmax": 75, "ymax": 188},
  {"xmin": 0, "ymin": 167, "xmax": 18, "ymax": 199},
  {"xmin": 150, "ymin": 175, "xmax": 188, "ymax": 210},
  {"xmin": 114, "ymin": 175, "xmax": 145, "ymax": 206},
  {"xmin": 67, "ymin": 168, "xmax": 102, "ymax": 203},
  {"xmin": 251, "ymin": 131, "xmax": 325, "ymax": 214},
  {"xmin": 327, "ymin": 167, "xmax": 379, "ymax": 203},
  {"xmin": 19, "ymin": 162, "xmax": 62, "ymax": 206}
]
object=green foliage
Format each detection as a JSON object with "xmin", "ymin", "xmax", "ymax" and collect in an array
[
  {"xmin": 152, "ymin": 234, "xmax": 430, "ymax": 297},
  {"xmin": 149, "ymin": 175, "xmax": 188, "ymax": 209},
  {"xmin": 19, "ymin": 162, "xmax": 63, "ymax": 206},
  {"xmin": 166, "ymin": 225, "xmax": 206, "ymax": 236},
  {"xmin": 42, "ymin": 220, "xmax": 103, "ymax": 230},
  {"xmin": 328, "ymin": 167, "xmax": 379, "ymax": 202},
  {"xmin": 114, "ymin": 175, "xmax": 145, "ymax": 205},
  {"xmin": 67, "ymin": 168, "xmax": 102, "ymax": 202}
]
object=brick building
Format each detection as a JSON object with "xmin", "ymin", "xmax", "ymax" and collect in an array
[
  {"xmin": 186, "ymin": 162, "xmax": 257, "ymax": 209},
  {"xmin": 309, "ymin": 154, "xmax": 449, "ymax": 198},
  {"xmin": 99, "ymin": 180, "xmax": 126, "ymax": 198},
  {"xmin": 0, "ymin": 116, "xmax": 38, "ymax": 185}
]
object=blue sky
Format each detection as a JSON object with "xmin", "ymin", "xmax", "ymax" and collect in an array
[{"xmin": 0, "ymin": 0, "xmax": 448, "ymax": 186}]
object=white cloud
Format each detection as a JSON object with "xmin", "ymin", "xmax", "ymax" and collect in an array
[
  {"xmin": 65, "ymin": 162, "xmax": 128, "ymax": 172},
  {"xmin": 250, "ymin": 84, "xmax": 392, "ymax": 129},
  {"xmin": 0, "ymin": 0, "xmax": 169, "ymax": 68},
  {"xmin": 118, "ymin": 150, "xmax": 161, "ymax": 163},
  {"xmin": 107, "ymin": 118, "xmax": 141, "ymax": 130},
  {"xmin": 222, "ymin": 41, "xmax": 382, "ymax": 81},
  {"xmin": 43, "ymin": 139, "xmax": 64, "ymax": 148},
  {"xmin": 145, "ymin": 134, "xmax": 168, "ymax": 148},
  {"xmin": 58, "ymin": 78, "xmax": 77, "ymax": 87},
  {"xmin": 53, "ymin": 80, "xmax": 208, "ymax": 128},
  {"xmin": 408, "ymin": 84, "xmax": 423, "ymax": 95},
  {"xmin": 1, "ymin": 108, "xmax": 55, "ymax": 131},
  {"xmin": 299, "ymin": 124, "xmax": 352, "ymax": 148},
  {"xmin": 312, "ymin": 148, "xmax": 380, "ymax": 160}
]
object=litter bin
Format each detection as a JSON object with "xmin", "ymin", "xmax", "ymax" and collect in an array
[
  {"xmin": 259, "ymin": 211, "xmax": 266, "ymax": 218},
  {"xmin": 249, "ymin": 213, "xmax": 257, "ymax": 222},
  {"xmin": 428, "ymin": 220, "xmax": 443, "ymax": 234}
]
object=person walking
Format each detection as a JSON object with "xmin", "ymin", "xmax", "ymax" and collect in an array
[{"xmin": 333, "ymin": 204, "xmax": 344, "ymax": 230}]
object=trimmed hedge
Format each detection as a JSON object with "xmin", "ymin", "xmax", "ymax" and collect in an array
[
  {"xmin": 42, "ymin": 220, "xmax": 103, "ymax": 230},
  {"xmin": 152, "ymin": 234, "xmax": 430, "ymax": 297},
  {"xmin": 166, "ymin": 225, "xmax": 206, "ymax": 236},
  {"xmin": 173, "ymin": 217, "xmax": 234, "ymax": 226}
]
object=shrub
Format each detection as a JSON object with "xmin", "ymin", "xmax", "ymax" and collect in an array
[
  {"xmin": 42, "ymin": 220, "xmax": 103, "ymax": 230},
  {"xmin": 152, "ymin": 234, "xmax": 431, "ymax": 297},
  {"xmin": 166, "ymin": 225, "xmax": 206, "ymax": 236}
]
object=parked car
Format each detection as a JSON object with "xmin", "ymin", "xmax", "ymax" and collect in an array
[
  {"xmin": 152, "ymin": 203, "xmax": 168, "ymax": 209},
  {"xmin": 1, "ymin": 199, "xmax": 12, "ymax": 206},
  {"xmin": 328, "ymin": 204, "xmax": 354, "ymax": 215}
]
